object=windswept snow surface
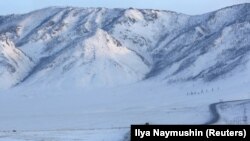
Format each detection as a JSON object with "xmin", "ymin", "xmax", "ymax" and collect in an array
[
  {"xmin": 214, "ymin": 99, "xmax": 250, "ymax": 124},
  {"xmin": 1, "ymin": 78, "xmax": 250, "ymax": 140},
  {"xmin": 0, "ymin": 3, "xmax": 250, "ymax": 141},
  {"xmin": 0, "ymin": 129, "xmax": 128, "ymax": 141}
]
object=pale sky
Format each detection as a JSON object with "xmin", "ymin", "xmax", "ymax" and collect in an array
[{"xmin": 0, "ymin": 0, "xmax": 249, "ymax": 15}]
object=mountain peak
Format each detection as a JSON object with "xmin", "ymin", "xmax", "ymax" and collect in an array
[{"xmin": 0, "ymin": 4, "xmax": 250, "ymax": 90}]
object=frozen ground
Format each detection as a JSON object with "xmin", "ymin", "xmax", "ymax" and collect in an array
[
  {"xmin": 0, "ymin": 99, "xmax": 249, "ymax": 141},
  {"xmin": 0, "ymin": 79, "xmax": 249, "ymax": 141},
  {"xmin": 215, "ymin": 99, "xmax": 250, "ymax": 124},
  {"xmin": 0, "ymin": 128, "xmax": 128, "ymax": 141}
]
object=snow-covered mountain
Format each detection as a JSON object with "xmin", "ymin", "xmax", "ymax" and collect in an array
[
  {"xmin": 0, "ymin": 4, "xmax": 250, "ymax": 141},
  {"xmin": 0, "ymin": 3, "xmax": 250, "ymax": 90}
]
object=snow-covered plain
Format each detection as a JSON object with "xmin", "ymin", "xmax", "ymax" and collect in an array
[
  {"xmin": 0, "ymin": 3, "xmax": 250, "ymax": 141},
  {"xmin": 0, "ymin": 129, "xmax": 128, "ymax": 141},
  {"xmin": 0, "ymin": 77, "xmax": 250, "ymax": 140}
]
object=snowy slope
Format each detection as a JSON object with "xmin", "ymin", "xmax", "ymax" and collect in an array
[
  {"xmin": 0, "ymin": 36, "xmax": 34, "ymax": 90},
  {"xmin": 0, "ymin": 4, "xmax": 250, "ymax": 90},
  {"xmin": 0, "ymin": 4, "xmax": 250, "ymax": 141},
  {"xmin": 19, "ymin": 29, "xmax": 149, "ymax": 89}
]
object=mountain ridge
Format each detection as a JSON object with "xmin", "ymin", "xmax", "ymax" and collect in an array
[
  {"xmin": 0, "ymin": 3, "xmax": 250, "ymax": 90},
  {"xmin": 1, "ymin": 3, "xmax": 249, "ymax": 17}
]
